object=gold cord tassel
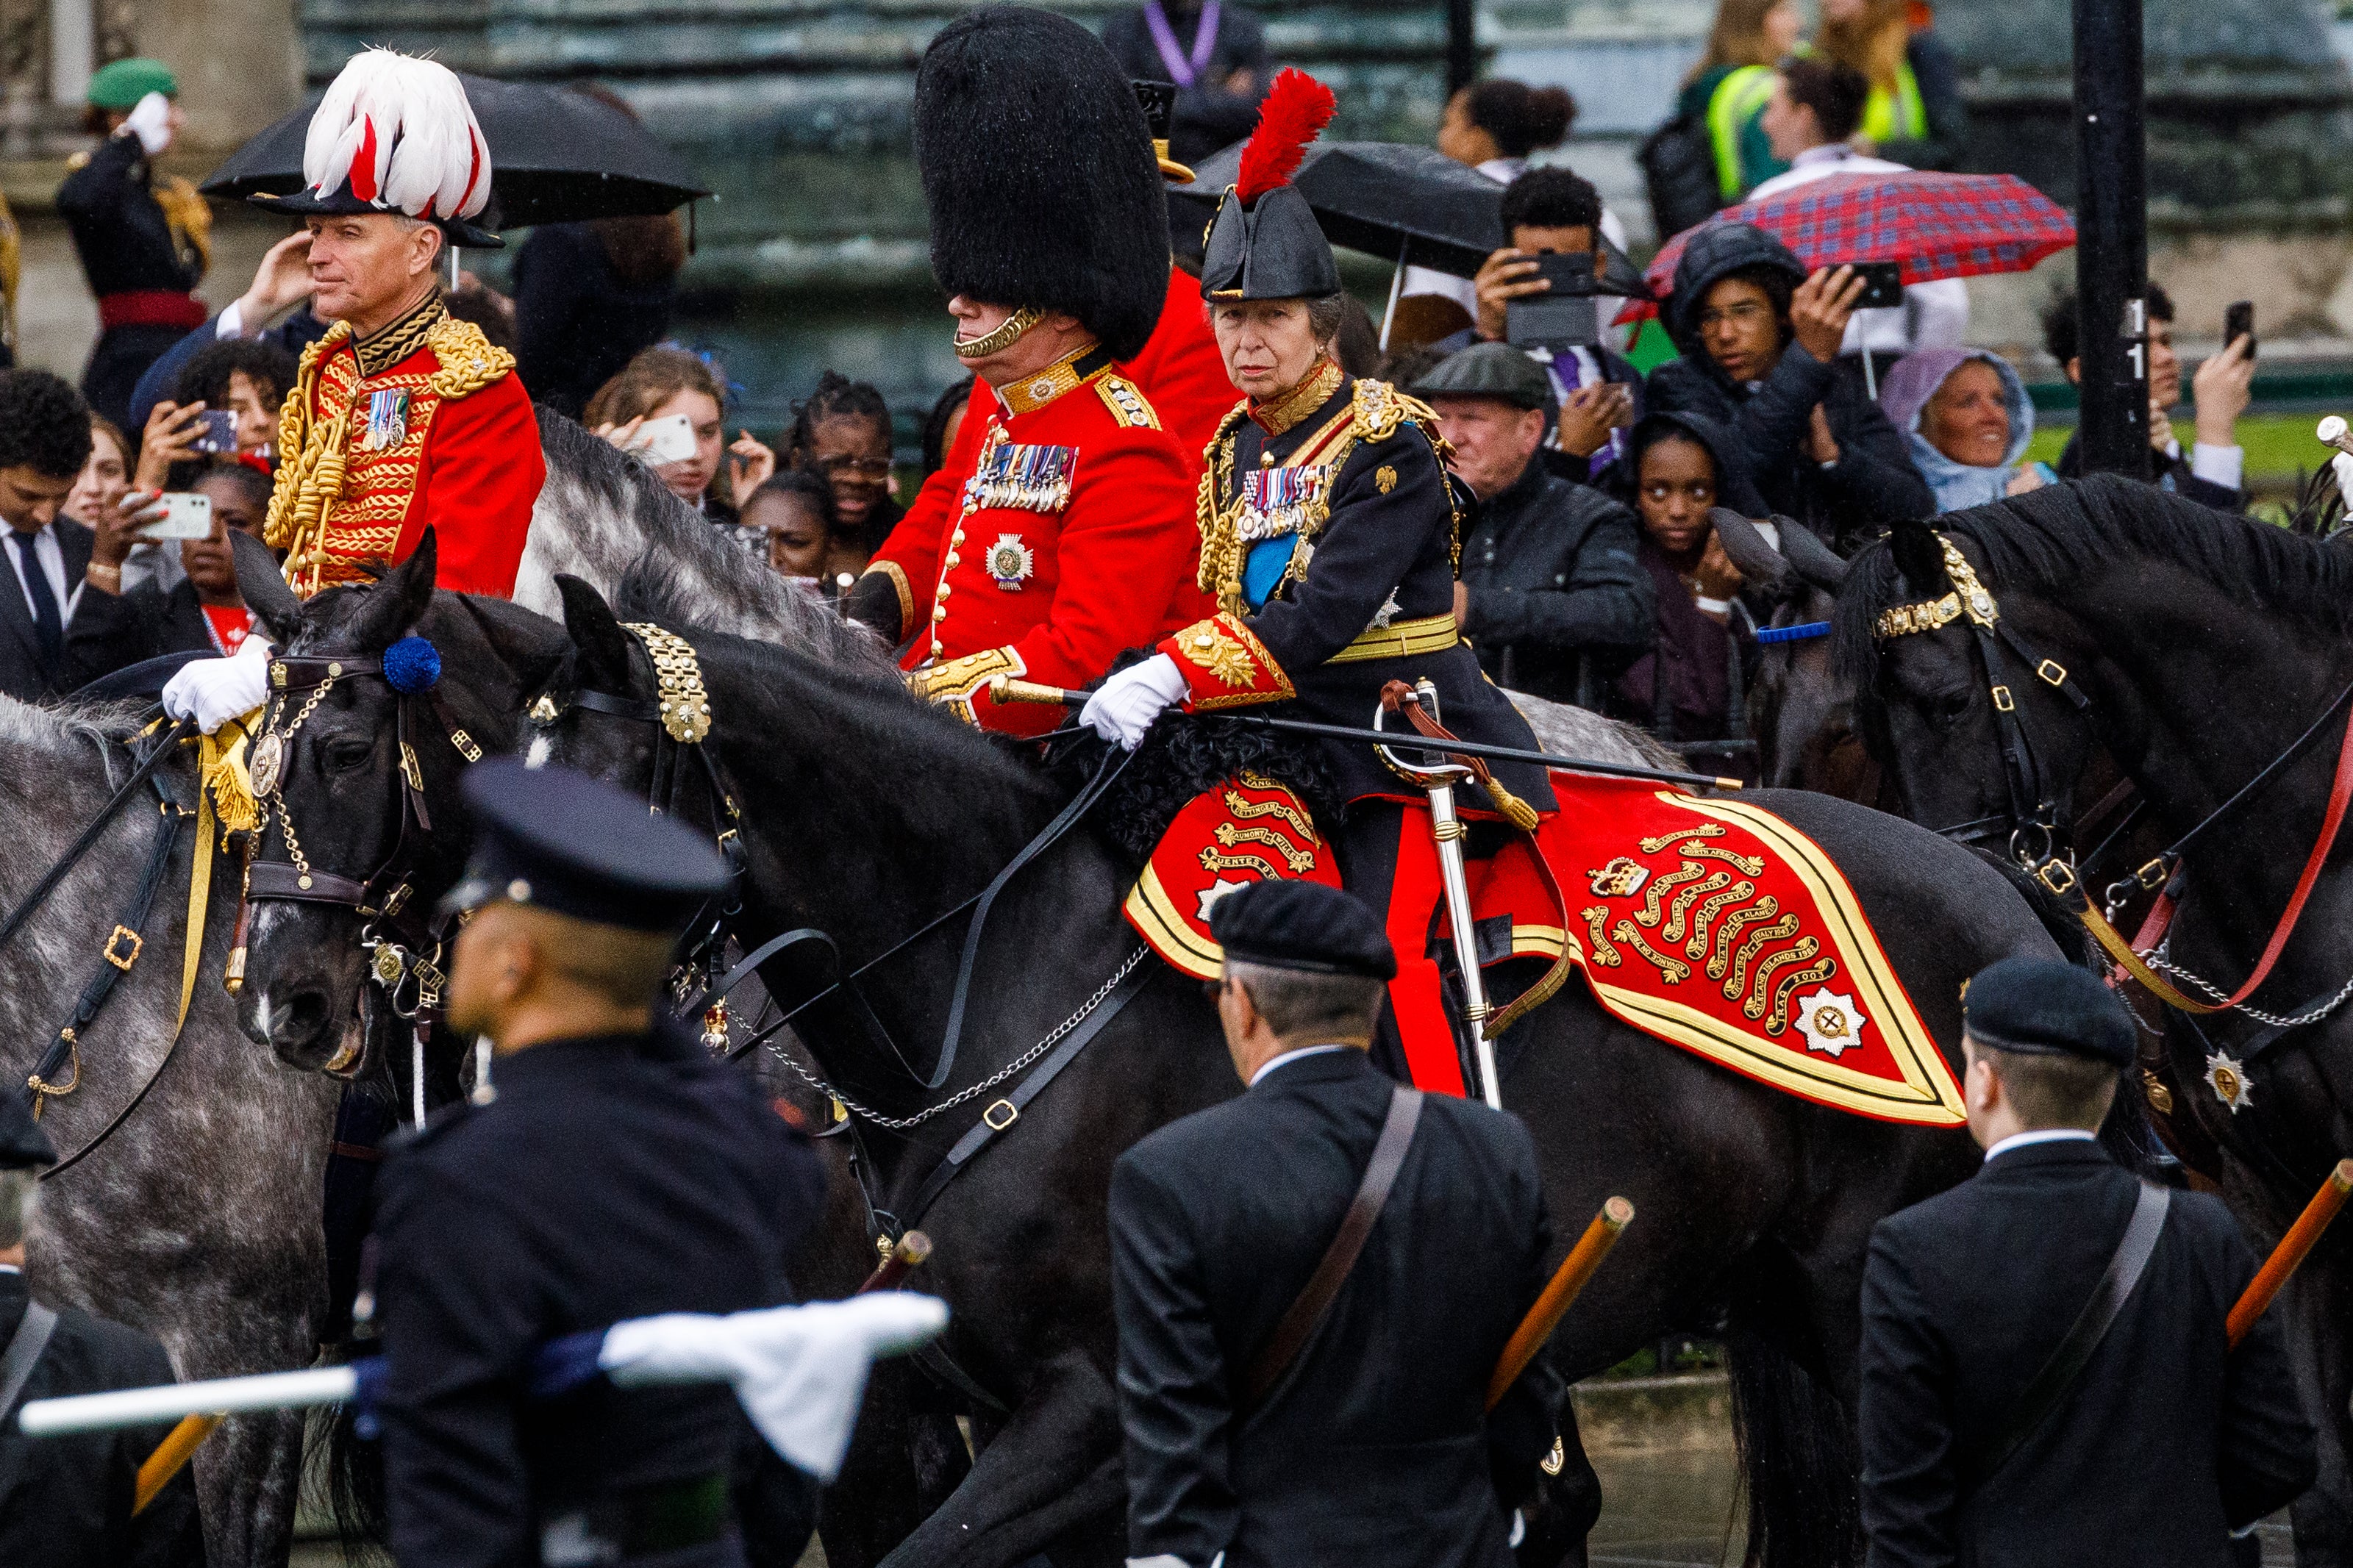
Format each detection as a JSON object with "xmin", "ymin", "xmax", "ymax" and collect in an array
[{"xmin": 1486, "ymin": 780, "xmax": 1543, "ymax": 834}]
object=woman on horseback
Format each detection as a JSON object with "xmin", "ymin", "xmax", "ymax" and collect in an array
[{"xmin": 1082, "ymin": 71, "xmax": 1557, "ymax": 1087}]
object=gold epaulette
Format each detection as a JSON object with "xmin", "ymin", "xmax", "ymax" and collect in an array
[
  {"xmin": 425, "ymin": 317, "xmax": 515, "ymax": 400},
  {"xmin": 1095, "ymin": 373, "xmax": 1163, "ymax": 430},
  {"xmin": 1350, "ymin": 379, "xmax": 1435, "ymax": 444}
]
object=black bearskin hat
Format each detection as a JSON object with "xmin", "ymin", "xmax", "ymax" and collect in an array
[{"xmin": 915, "ymin": 6, "xmax": 1170, "ymax": 360}]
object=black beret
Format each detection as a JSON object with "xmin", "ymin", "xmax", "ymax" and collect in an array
[
  {"xmin": 441, "ymin": 759, "xmax": 731, "ymax": 934},
  {"xmin": 1412, "ymin": 342, "xmax": 1555, "ymax": 412},
  {"xmin": 0, "ymin": 1088, "xmax": 56, "ymax": 1171},
  {"xmin": 1209, "ymin": 878, "xmax": 1396, "ymax": 980},
  {"xmin": 1963, "ymin": 956, "xmax": 2135, "ymax": 1069}
]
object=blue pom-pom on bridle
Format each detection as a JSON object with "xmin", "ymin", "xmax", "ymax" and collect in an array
[{"xmin": 382, "ymin": 636, "xmax": 443, "ymax": 695}]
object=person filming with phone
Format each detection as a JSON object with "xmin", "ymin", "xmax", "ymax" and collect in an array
[
  {"xmin": 1644, "ymin": 223, "xmax": 1930, "ymax": 550},
  {"xmin": 1465, "ymin": 169, "xmax": 1643, "ymax": 483},
  {"xmin": 157, "ymin": 50, "xmax": 545, "ymax": 737},
  {"xmin": 65, "ymin": 464, "xmax": 273, "ymax": 688}
]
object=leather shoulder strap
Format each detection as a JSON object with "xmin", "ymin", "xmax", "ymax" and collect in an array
[
  {"xmin": 1965, "ymin": 1181, "xmax": 2171, "ymax": 1487},
  {"xmin": 1241, "ymin": 1084, "xmax": 1423, "ymax": 1411},
  {"xmin": 0, "ymin": 1301, "xmax": 59, "ymax": 1425}
]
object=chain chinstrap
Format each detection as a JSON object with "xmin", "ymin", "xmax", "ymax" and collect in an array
[{"xmin": 769, "ymin": 947, "xmax": 1149, "ymax": 1131}]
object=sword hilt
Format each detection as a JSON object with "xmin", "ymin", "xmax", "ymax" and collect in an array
[{"xmin": 987, "ymin": 676, "xmax": 1085, "ymax": 707}]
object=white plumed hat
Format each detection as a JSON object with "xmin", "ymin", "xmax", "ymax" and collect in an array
[{"xmin": 269, "ymin": 49, "xmax": 499, "ymax": 243}]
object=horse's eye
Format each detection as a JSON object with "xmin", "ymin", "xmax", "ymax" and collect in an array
[
  {"xmin": 1930, "ymin": 690, "xmax": 1974, "ymax": 731},
  {"xmin": 324, "ymin": 737, "xmax": 374, "ymax": 771}
]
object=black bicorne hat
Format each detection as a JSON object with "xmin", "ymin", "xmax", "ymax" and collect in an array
[
  {"xmin": 915, "ymin": 6, "xmax": 1171, "ymax": 361},
  {"xmin": 1200, "ymin": 69, "xmax": 1341, "ymax": 302}
]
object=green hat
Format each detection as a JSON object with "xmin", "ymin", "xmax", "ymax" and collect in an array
[{"xmin": 87, "ymin": 58, "xmax": 177, "ymax": 111}]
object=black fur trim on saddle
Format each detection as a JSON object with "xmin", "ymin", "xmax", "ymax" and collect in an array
[{"xmin": 1041, "ymin": 651, "xmax": 1343, "ymax": 867}]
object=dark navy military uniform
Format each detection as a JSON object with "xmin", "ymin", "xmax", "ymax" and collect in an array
[
  {"xmin": 56, "ymin": 133, "xmax": 207, "ymax": 431},
  {"xmin": 0, "ymin": 1077, "xmax": 202, "ymax": 1568},
  {"xmin": 371, "ymin": 759, "xmax": 827, "ymax": 1568},
  {"xmin": 1110, "ymin": 881, "xmax": 1563, "ymax": 1568},
  {"xmin": 1857, "ymin": 959, "xmax": 2314, "ymax": 1568}
]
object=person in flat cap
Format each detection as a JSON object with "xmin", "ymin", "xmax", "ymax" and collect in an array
[
  {"xmin": 0, "ymin": 1092, "xmax": 204, "ymax": 1568},
  {"xmin": 1856, "ymin": 956, "xmax": 2313, "ymax": 1568},
  {"xmin": 367, "ymin": 759, "xmax": 827, "ymax": 1568},
  {"xmin": 56, "ymin": 57, "xmax": 204, "ymax": 426},
  {"xmin": 1082, "ymin": 68, "xmax": 1563, "ymax": 1098},
  {"xmin": 841, "ymin": 6, "xmax": 1208, "ymax": 737},
  {"xmin": 1413, "ymin": 343, "xmax": 1649, "ymax": 706},
  {"xmin": 1109, "ymin": 876, "xmax": 1567, "ymax": 1568}
]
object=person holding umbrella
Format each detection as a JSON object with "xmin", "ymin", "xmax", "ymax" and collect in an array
[
  {"xmin": 1644, "ymin": 223, "xmax": 1929, "ymax": 550},
  {"xmin": 159, "ymin": 49, "xmax": 546, "ymax": 734},
  {"xmin": 57, "ymin": 59, "xmax": 209, "ymax": 432}
]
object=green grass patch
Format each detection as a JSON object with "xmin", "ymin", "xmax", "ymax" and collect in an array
[{"xmin": 2024, "ymin": 412, "xmax": 2335, "ymax": 486}]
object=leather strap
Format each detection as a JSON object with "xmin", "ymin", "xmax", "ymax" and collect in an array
[
  {"xmin": 243, "ymin": 859, "xmax": 370, "ymax": 906},
  {"xmin": 0, "ymin": 1301, "xmax": 58, "ymax": 1425},
  {"xmin": 1240, "ymin": 1084, "xmax": 1423, "ymax": 1410},
  {"xmin": 1965, "ymin": 1181, "xmax": 2170, "ymax": 1487}
]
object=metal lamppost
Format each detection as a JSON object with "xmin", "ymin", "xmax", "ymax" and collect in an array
[
  {"xmin": 2071, "ymin": 0, "xmax": 2152, "ymax": 479},
  {"xmin": 1446, "ymin": 0, "xmax": 1477, "ymax": 96}
]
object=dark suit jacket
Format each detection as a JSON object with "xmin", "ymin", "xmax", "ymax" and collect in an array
[
  {"xmin": 1111, "ymin": 1048, "xmax": 1561, "ymax": 1568},
  {"xmin": 58, "ymin": 577, "xmax": 224, "ymax": 692},
  {"xmin": 1456, "ymin": 457, "xmax": 1652, "ymax": 702},
  {"xmin": 1859, "ymin": 1139, "xmax": 2314, "ymax": 1568},
  {"xmin": 0, "ymin": 1272, "xmax": 204, "ymax": 1568},
  {"xmin": 0, "ymin": 521, "xmax": 94, "ymax": 702}
]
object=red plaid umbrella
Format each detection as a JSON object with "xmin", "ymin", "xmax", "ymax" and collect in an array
[{"xmin": 1628, "ymin": 171, "xmax": 2074, "ymax": 321}]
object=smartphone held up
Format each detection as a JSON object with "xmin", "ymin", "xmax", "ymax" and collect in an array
[{"xmin": 137, "ymin": 492, "xmax": 213, "ymax": 542}]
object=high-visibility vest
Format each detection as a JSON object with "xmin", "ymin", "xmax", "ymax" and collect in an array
[
  {"xmin": 1706, "ymin": 65, "xmax": 1780, "ymax": 201},
  {"xmin": 1860, "ymin": 56, "xmax": 1928, "ymax": 147}
]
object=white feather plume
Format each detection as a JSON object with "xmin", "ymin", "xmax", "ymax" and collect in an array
[{"xmin": 301, "ymin": 49, "xmax": 491, "ymax": 220}]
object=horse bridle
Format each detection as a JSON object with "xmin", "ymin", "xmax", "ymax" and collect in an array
[
  {"xmin": 526, "ymin": 623, "xmax": 747, "ymax": 1031},
  {"xmin": 245, "ymin": 649, "xmax": 485, "ymax": 1038},
  {"xmin": 1874, "ymin": 534, "xmax": 2098, "ymax": 896}
]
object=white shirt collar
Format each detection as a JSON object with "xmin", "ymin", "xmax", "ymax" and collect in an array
[
  {"xmin": 1250, "ymin": 1043, "xmax": 1352, "ymax": 1087},
  {"xmin": 1983, "ymin": 1127, "xmax": 2097, "ymax": 1164},
  {"xmin": 1791, "ymin": 143, "xmax": 1854, "ymax": 169},
  {"xmin": 0, "ymin": 1262, "xmax": 21, "ymax": 1275}
]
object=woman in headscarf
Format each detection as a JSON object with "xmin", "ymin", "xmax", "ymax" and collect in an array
[{"xmin": 1878, "ymin": 348, "xmax": 2044, "ymax": 513}]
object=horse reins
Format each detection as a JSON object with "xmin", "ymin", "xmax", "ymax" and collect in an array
[
  {"xmin": 1876, "ymin": 529, "xmax": 2353, "ymax": 1020},
  {"xmin": 246, "ymin": 647, "xmax": 485, "ymax": 1072}
]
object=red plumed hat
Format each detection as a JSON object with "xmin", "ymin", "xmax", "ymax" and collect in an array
[{"xmin": 1202, "ymin": 71, "xmax": 1340, "ymax": 301}]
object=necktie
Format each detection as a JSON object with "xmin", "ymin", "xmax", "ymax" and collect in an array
[{"xmin": 10, "ymin": 529, "xmax": 60, "ymax": 667}]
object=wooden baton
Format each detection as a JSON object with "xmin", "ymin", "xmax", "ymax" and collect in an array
[
  {"xmin": 857, "ymin": 1231, "xmax": 933, "ymax": 1295},
  {"xmin": 1486, "ymin": 1197, "xmax": 1635, "ymax": 1410},
  {"xmin": 2228, "ymin": 1159, "xmax": 2353, "ymax": 1347},
  {"xmin": 133, "ymin": 1412, "xmax": 220, "ymax": 1515}
]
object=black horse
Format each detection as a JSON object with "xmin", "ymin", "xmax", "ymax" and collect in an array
[{"xmin": 1834, "ymin": 474, "xmax": 2353, "ymax": 1565}]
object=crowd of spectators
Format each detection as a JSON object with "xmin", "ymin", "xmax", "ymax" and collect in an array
[{"xmin": 4, "ymin": 39, "xmax": 2262, "ymax": 781}]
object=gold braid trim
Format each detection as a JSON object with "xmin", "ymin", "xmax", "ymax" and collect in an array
[
  {"xmin": 264, "ymin": 324, "xmax": 354, "ymax": 570},
  {"xmin": 424, "ymin": 316, "xmax": 517, "ymax": 399},
  {"xmin": 152, "ymin": 175, "xmax": 213, "ymax": 272},
  {"xmin": 1196, "ymin": 404, "xmax": 1249, "ymax": 606}
]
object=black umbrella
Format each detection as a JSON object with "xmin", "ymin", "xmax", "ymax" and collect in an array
[
  {"xmin": 1172, "ymin": 139, "xmax": 1649, "ymax": 297},
  {"xmin": 201, "ymin": 74, "xmax": 709, "ymax": 229}
]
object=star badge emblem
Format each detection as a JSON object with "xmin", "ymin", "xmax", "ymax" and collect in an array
[
  {"xmin": 1196, "ymin": 876, "xmax": 1252, "ymax": 922},
  {"xmin": 2205, "ymin": 1050, "xmax": 2254, "ymax": 1113},
  {"xmin": 1793, "ymin": 989, "xmax": 1864, "ymax": 1058},
  {"xmin": 987, "ymin": 534, "xmax": 1035, "ymax": 591}
]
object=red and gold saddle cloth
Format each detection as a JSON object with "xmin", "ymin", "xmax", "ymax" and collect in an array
[{"xmin": 1124, "ymin": 773, "xmax": 1965, "ymax": 1128}]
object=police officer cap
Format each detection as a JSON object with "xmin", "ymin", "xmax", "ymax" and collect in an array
[
  {"xmin": 442, "ymin": 759, "xmax": 730, "ymax": 934},
  {"xmin": 0, "ymin": 1089, "xmax": 56, "ymax": 1172},
  {"xmin": 1210, "ymin": 878, "xmax": 1396, "ymax": 979},
  {"xmin": 1963, "ymin": 956, "xmax": 2135, "ymax": 1068},
  {"xmin": 1411, "ymin": 343, "xmax": 1555, "ymax": 412}
]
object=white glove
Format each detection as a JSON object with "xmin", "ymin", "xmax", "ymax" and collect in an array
[
  {"xmin": 161, "ymin": 635, "xmax": 273, "ymax": 734},
  {"xmin": 121, "ymin": 91, "xmax": 173, "ymax": 156},
  {"xmin": 599, "ymin": 1293, "xmax": 949, "ymax": 1481},
  {"xmin": 1079, "ymin": 654, "xmax": 1187, "ymax": 751}
]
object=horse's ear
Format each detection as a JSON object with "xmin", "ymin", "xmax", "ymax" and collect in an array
[
  {"xmin": 557, "ymin": 573, "xmax": 634, "ymax": 690},
  {"xmin": 348, "ymin": 529, "xmax": 439, "ymax": 651},
  {"xmin": 229, "ymin": 527, "xmax": 303, "ymax": 641},
  {"xmin": 1888, "ymin": 518, "xmax": 1946, "ymax": 598},
  {"xmin": 1707, "ymin": 509, "xmax": 1789, "ymax": 593},
  {"xmin": 1777, "ymin": 516, "xmax": 1849, "ymax": 593}
]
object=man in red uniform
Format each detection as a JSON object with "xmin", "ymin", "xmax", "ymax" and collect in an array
[
  {"xmin": 163, "ymin": 49, "xmax": 543, "ymax": 732},
  {"xmin": 1126, "ymin": 80, "xmax": 1243, "ymax": 455},
  {"xmin": 844, "ymin": 8, "xmax": 1203, "ymax": 737}
]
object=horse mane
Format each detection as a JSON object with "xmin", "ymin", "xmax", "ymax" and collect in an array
[
  {"xmin": 0, "ymin": 693, "xmax": 149, "ymax": 766},
  {"xmin": 527, "ymin": 409, "xmax": 889, "ymax": 670},
  {"xmin": 1834, "ymin": 473, "xmax": 2353, "ymax": 686}
]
